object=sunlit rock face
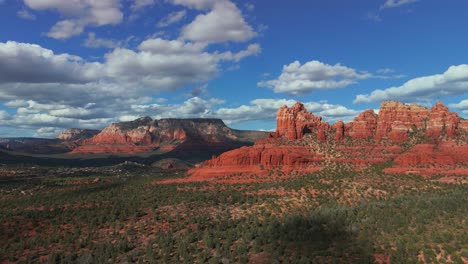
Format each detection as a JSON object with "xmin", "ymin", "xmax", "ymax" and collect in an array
[
  {"xmin": 71, "ymin": 117, "xmax": 266, "ymax": 154},
  {"xmin": 190, "ymin": 100, "xmax": 468, "ymax": 180}
]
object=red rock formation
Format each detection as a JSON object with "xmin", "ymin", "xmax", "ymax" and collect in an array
[
  {"xmin": 71, "ymin": 117, "xmax": 267, "ymax": 154},
  {"xmin": 204, "ymin": 145, "xmax": 323, "ymax": 168},
  {"xmin": 425, "ymin": 101, "xmax": 460, "ymax": 137},
  {"xmin": 57, "ymin": 129, "xmax": 100, "ymax": 141},
  {"xmin": 460, "ymin": 120, "xmax": 468, "ymax": 131},
  {"xmin": 189, "ymin": 100, "xmax": 468, "ymax": 180},
  {"xmin": 274, "ymin": 103, "xmax": 323, "ymax": 140},
  {"xmin": 375, "ymin": 101, "xmax": 430, "ymax": 141},
  {"xmin": 332, "ymin": 121, "xmax": 345, "ymax": 141},
  {"xmin": 375, "ymin": 101, "xmax": 429, "ymax": 142},
  {"xmin": 347, "ymin": 110, "xmax": 378, "ymax": 139}
]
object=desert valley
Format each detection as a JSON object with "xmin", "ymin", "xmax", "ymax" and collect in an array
[
  {"xmin": 1, "ymin": 0, "xmax": 468, "ymax": 263},
  {"xmin": 1, "ymin": 100, "xmax": 467, "ymax": 263}
]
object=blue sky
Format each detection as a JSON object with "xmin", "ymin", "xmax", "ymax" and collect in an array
[{"xmin": 0, "ymin": 0, "xmax": 467, "ymax": 137}]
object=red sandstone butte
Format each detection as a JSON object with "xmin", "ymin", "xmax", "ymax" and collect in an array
[
  {"xmin": 187, "ymin": 101, "xmax": 467, "ymax": 180},
  {"xmin": 274, "ymin": 103, "xmax": 324, "ymax": 140}
]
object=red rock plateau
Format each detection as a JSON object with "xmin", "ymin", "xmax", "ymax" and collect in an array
[
  {"xmin": 71, "ymin": 117, "xmax": 266, "ymax": 154},
  {"xmin": 56, "ymin": 128, "xmax": 100, "ymax": 141},
  {"xmin": 187, "ymin": 101, "xmax": 468, "ymax": 182}
]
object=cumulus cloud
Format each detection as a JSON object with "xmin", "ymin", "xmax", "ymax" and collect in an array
[
  {"xmin": 0, "ymin": 38, "xmax": 261, "ymax": 135},
  {"xmin": 354, "ymin": 64, "xmax": 468, "ymax": 103},
  {"xmin": 0, "ymin": 41, "xmax": 101, "ymax": 84},
  {"xmin": 179, "ymin": 0, "xmax": 256, "ymax": 44},
  {"xmin": 216, "ymin": 43, "xmax": 261, "ymax": 62},
  {"xmin": 259, "ymin": 60, "xmax": 372, "ymax": 95},
  {"xmin": 35, "ymin": 127, "xmax": 66, "ymax": 138},
  {"xmin": 449, "ymin": 99, "xmax": 468, "ymax": 116},
  {"xmin": 215, "ymin": 99, "xmax": 360, "ymax": 124},
  {"xmin": 157, "ymin": 10, "xmax": 187, "ymax": 28},
  {"xmin": 0, "ymin": 110, "xmax": 11, "ymax": 121},
  {"xmin": 84, "ymin": 32, "xmax": 120, "ymax": 49},
  {"xmin": 17, "ymin": 8, "xmax": 36, "ymax": 20},
  {"xmin": 0, "ymin": 38, "xmax": 260, "ymax": 93},
  {"xmin": 381, "ymin": 0, "xmax": 418, "ymax": 10},
  {"xmin": 23, "ymin": 0, "xmax": 123, "ymax": 39}
]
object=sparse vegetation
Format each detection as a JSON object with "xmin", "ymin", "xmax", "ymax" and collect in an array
[{"xmin": 0, "ymin": 164, "xmax": 466, "ymax": 263}]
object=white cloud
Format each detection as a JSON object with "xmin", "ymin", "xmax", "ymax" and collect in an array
[
  {"xmin": 216, "ymin": 43, "xmax": 261, "ymax": 62},
  {"xmin": 0, "ymin": 39, "xmax": 259, "ymax": 93},
  {"xmin": 35, "ymin": 127, "xmax": 65, "ymax": 138},
  {"xmin": 0, "ymin": 110, "xmax": 11, "ymax": 121},
  {"xmin": 381, "ymin": 0, "xmax": 418, "ymax": 10},
  {"xmin": 17, "ymin": 8, "xmax": 36, "ymax": 20},
  {"xmin": 449, "ymin": 99, "xmax": 468, "ymax": 116},
  {"xmin": 449, "ymin": 99, "xmax": 468, "ymax": 110},
  {"xmin": 157, "ymin": 10, "xmax": 187, "ymax": 28},
  {"xmin": 170, "ymin": 0, "xmax": 216, "ymax": 10},
  {"xmin": 84, "ymin": 32, "xmax": 120, "ymax": 49},
  {"xmin": 0, "ymin": 38, "xmax": 261, "ymax": 134},
  {"xmin": 23, "ymin": 0, "xmax": 123, "ymax": 39},
  {"xmin": 83, "ymin": 33, "xmax": 137, "ymax": 49},
  {"xmin": 105, "ymin": 42, "xmax": 218, "ymax": 91},
  {"xmin": 0, "ymin": 41, "xmax": 101, "ymax": 84},
  {"xmin": 179, "ymin": 0, "xmax": 256, "ymax": 44},
  {"xmin": 215, "ymin": 99, "xmax": 360, "ymax": 124},
  {"xmin": 131, "ymin": 0, "xmax": 156, "ymax": 11},
  {"xmin": 354, "ymin": 64, "xmax": 468, "ymax": 103},
  {"xmin": 259, "ymin": 60, "xmax": 372, "ymax": 95}
]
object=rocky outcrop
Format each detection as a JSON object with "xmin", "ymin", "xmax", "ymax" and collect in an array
[
  {"xmin": 375, "ymin": 101, "xmax": 430, "ymax": 141},
  {"xmin": 204, "ymin": 145, "xmax": 323, "ymax": 168},
  {"xmin": 332, "ymin": 121, "xmax": 345, "ymax": 141},
  {"xmin": 346, "ymin": 110, "xmax": 378, "ymax": 139},
  {"xmin": 274, "ymin": 103, "xmax": 323, "ymax": 140},
  {"xmin": 425, "ymin": 102, "xmax": 460, "ymax": 137},
  {"xmin": 72, "ymin": 117, "xmax": 267, "ymax": 154},
  {"xmin": 189, "ymin": 100, "xmax": 467, "ymax": 180},
  {"xmin": 57, "ymin": 128, "xmax": 100, "ymax": 141}
]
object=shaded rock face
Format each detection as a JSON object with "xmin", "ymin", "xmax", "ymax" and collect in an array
[
  {"xmin": 190, "ymin": 101, "xmax": 467, "ymax": 179},
  {"xmin": 72, "ymin": 117, "xmax": 267, "ymax": 154},
  {"xmin": 57, "ymin": 129, "xmax": 100, "ymax": 141}
]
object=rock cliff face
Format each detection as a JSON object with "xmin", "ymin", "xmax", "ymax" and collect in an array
[
  {"xmin": 274, "ymin": 103, "xmax": 324, "ymax": 140},
  {"xmin": 374, "ymin": 101, "xmax": 430, "ymax": 141},
  {"xmin": 347, "ymin": 110, "xmax": 378, "ymax": 139},
  {"xmin": 425, "ymin": 102, "xmax": 460, "ymax": 137},
  {"xmin": 57, "ymin": 128, "xmax": 100, "ymax": 141},
  {"xmin": 71, "ymin": 117, "xmax": 267, "ymax": 154},
  {"xmin": 189, "ymin": 101, "xmax": 467, "ymax": 180}
]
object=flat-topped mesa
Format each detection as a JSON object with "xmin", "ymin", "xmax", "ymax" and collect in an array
[
  {"xmin": 89, "ymin": 116, "xmax": 155, "ymax": 145},
  {"xmin": 56, "ymin": 128, "xmax": 100, "ymax": 141},
  {"xmin": 274, "ymin": 102, "xmax": 327, "ymax": 140},
  {"xmin": 72, "ymin": 117, "xmax": 266, "ymax": 154}
]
